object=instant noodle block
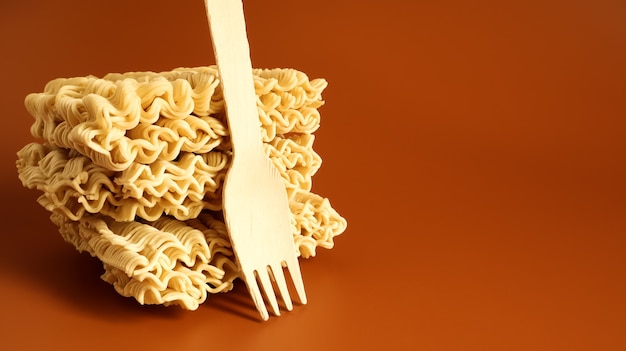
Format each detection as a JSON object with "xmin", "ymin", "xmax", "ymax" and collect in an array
[{"xmin": 16, "ymin": 66, "xmax": 347, "ymax": 310}]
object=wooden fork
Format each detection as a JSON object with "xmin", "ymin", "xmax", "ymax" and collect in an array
[{"xmin": 204, "ymin": 0, "xmax": 307, "ymax": 321}]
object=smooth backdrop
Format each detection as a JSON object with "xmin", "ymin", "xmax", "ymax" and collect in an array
[{"xmin": 1, "ymin": 0, "xmax": 625, "ymax": 350}]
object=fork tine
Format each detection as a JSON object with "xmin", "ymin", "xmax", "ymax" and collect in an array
[
  {"xmin": 286, "ymin": 256, "xmax": 307, "ymax": 305},
  {"xmin": 243, "ymin": 271, "xmax": 269, "ymax": 321},
  {"xmin": 257, "ymin": 268, "xmax": 281, "ymax": 317},
  {"xmin": 270, "ymin": 263, "xmax": 293, "ymax": 311}
]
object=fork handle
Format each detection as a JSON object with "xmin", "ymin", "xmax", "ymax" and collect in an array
[{"xmin": 205, "ymin": 0, "xmax": 263, "ymax": 155}]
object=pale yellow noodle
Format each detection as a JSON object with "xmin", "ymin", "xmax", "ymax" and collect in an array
[
  {"xmin": 17, "ymin": 143, "xmax": 228, "ymax": 221},
  {"xmin": 264, "ymin": 133, "xmax": 321, "ymax": 198},
  {"xmin": 24, "ymin": 66, "xmax": 327, "ymax": 171},
  {"xmin": 17, "ymin": 66, "xmax": 346, "ymax": 309},
  {"xmin": 52, "ymin": 211, "xmax": 238, "ymax": 309},
  {"xmin": 289, "ymin": 190, "xmax": 347, "ymax": 258}
]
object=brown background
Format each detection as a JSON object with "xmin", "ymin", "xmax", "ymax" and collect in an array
[{"xmin": 1, "ymin": 0, "xmax": 625, "ymax": 350}]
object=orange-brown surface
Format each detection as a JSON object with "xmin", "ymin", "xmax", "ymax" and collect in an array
[{"xmin": 1, "ymin": 0, "xmax": 625, "ymax": 350}]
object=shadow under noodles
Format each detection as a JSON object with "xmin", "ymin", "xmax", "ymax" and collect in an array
[{"xmin": 204, "ymin": 280, "xmax": 262, "ymax": 322}]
